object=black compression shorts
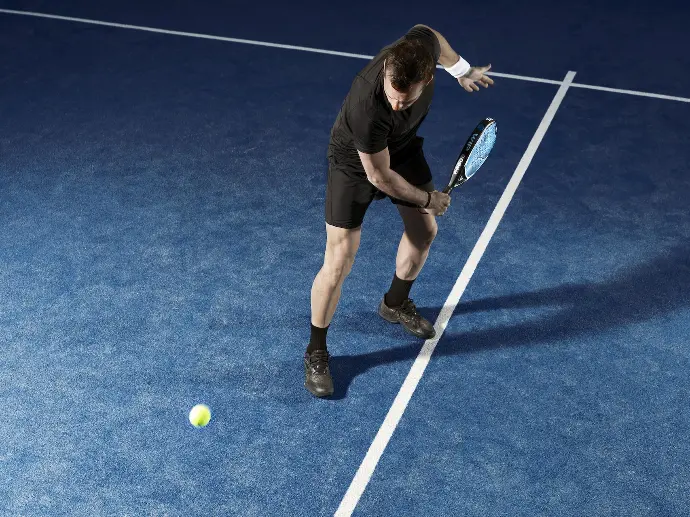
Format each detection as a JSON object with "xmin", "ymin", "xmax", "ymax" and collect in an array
[{"xmin": 325, "ymin": 140, "xmax": 435, "ymax": 229}]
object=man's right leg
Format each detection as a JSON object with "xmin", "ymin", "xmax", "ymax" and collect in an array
[{"xmin": 304, "ymin": 223, "xmax": 361, "ymax": 397}]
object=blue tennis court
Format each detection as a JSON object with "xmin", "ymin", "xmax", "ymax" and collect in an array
[{"xmin": 1, "ymin": 1, "xmax": 689, "ymax": 515}]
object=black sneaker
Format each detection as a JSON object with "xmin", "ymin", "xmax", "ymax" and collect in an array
[
  {"xmin": 304, "ymin": 350, "xmax": 334, "ymax": 398},
  {"xmin": 378, "ymin": 297, "xmax": 436, "ymax": 339}
]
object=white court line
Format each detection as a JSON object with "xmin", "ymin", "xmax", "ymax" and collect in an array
[
  {"xmin": 5, "ymin": 7, "xmax": 690, "ymax": 102},
  {"xmin": 571, "ymin": 82, "xmax": 690, "ymax": 103},
  {"xmin": 333, "ymin": 70, "xmax": 577, "ymax": 517},
  {"xmin": 0, "ymin": 8, "xmax": 376, "ymax": 60},
  {"xmin": 485, "ymin": 71, "xmax": 562, "ymax": 85}
]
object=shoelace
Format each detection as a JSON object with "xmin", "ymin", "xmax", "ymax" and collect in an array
[
  {"xmin": 398, "ymin": 298, "xmax": 420, "ymax": 321},
  {"xmin": 308, "ymin": 350, "xmax": 330, "ymax": 375}
]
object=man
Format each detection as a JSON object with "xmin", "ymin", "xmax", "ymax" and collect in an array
[{"xmin": 305, "ymin": 24, "xmax": 493, "ymax": 397}]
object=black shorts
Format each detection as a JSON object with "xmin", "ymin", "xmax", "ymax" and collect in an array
[{"xmin": 325, "ymin": 139, "xmax": 435, "ymax": 229}]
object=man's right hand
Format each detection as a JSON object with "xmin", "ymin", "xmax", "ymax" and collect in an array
[{"xmin": 422, "ymin": 190, "xmax": 451, "ymax": 216}]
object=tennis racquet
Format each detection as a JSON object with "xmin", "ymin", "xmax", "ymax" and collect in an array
[{"xmin": 442, "ymin": 117, "xmax": 497, "ymax": 194}]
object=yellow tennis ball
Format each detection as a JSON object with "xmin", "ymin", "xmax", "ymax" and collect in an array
[{"xmin": 189, "ymin": 404, "xmax": 211, "ymax": 428}]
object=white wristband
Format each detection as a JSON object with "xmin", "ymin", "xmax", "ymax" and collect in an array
[{"xmin": 445, "ymin": 57, "xmax": 471, "ymax": 78}]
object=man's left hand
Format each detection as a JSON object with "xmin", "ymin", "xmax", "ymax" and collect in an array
[{"xmin": 458, "ymin": 64, "xmax": 494, "ymax": 92}]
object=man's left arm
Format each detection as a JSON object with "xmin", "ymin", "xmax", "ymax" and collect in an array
[{"xmin": 414, "ymin": 24, "xmax": 495, "ymax": 93}]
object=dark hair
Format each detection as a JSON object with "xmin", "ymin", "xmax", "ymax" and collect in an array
[{"xmin": 384, "ymin": 39, "xmax": 435, "ymax": 92}]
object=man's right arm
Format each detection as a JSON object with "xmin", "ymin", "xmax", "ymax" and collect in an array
[{"xmin": 358, "ymin": 148, "xmax": 429, "ymax": 206}]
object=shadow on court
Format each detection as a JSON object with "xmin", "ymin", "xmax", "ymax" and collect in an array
[{"xmin": 325, "ymin": 244, "xmax": 690, "ymax": 399}]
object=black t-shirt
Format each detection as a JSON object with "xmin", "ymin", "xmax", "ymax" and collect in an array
[{"xmin": 328, "ymin": 26, "xmax": 441, "ymax": 176}]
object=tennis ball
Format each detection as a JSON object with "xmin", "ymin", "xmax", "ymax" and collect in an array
[{"xmin": 189, "ymin": 404, "xmax": 211, "ymax": 428}]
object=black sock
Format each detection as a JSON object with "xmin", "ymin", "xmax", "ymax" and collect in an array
[
  {"xmin": 385, "ymin": 274, "xmax": 415, "ymax": 308},
  {"xmin": 307, "ymin": 323, "xmax": 329, "ymax": 354}
]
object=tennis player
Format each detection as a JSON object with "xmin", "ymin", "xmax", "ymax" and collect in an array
[{"xmin": 305, "ymin": 24, "xmax": 493, "ymax": 397}]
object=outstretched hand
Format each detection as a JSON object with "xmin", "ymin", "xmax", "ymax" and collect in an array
[{"xmin": 458, "ymin": 64, "xmax": 494, "ymax": 92}]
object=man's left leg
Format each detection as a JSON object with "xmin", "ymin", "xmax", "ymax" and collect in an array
[{"xmin": 378, "ymin": 202, "xmax": 438, "ymax": 339}]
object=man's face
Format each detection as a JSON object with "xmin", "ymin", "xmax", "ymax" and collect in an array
[{"xmin": 383, "ymin": 64, "xmax": 431, "ymax": 111}]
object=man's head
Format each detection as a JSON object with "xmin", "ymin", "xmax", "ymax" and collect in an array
[{"xmin": 383, "ymin": 39, "xmax": 435, "ymax": 111}]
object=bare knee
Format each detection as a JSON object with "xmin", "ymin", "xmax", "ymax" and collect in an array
[
  {"xmin": 425, "ymin": 222, "xmax": 438, "ymax": 247},
  {"xmin": 409, "ymin": 220, "xmax": 438, "ymax": 250},
  {"xmin": 321, "ymin": 224, "xmax": 361, "ymax": 285},
  {"xmin": 322, "ymin": 253, "xmax": 356, "ymax": 285}
]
